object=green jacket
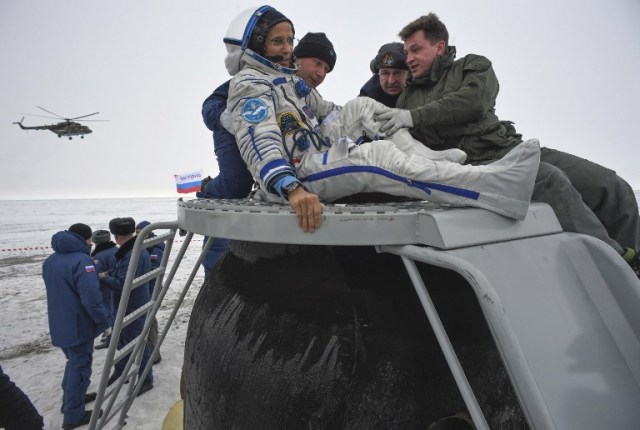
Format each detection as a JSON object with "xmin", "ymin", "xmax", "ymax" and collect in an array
[{"xmin": 397, "ymin": 46, "xmax": 522, "ymax": 164}]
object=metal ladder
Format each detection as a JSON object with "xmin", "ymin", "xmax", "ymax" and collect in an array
[{"xmin": 89, "ymin": 222, "xmax": 212, "ymax": 430}]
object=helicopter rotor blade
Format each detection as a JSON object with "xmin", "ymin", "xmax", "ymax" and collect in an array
[
  {"xmin": 36, "ymin": 106, "xmax": 66, "ymax": 119},
  {"xmin": 19, "ymin": 113, "xmax": 62, "ymax": 120},
  {"xmin": 70, "ymin": 112, "xmax": 100, "ymax": 120}
]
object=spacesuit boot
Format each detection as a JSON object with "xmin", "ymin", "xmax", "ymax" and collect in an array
[{"xmin": 400, "ymin": 138, "xmax": 541, "ymax": 220}]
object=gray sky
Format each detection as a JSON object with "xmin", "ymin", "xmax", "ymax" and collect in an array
[{"xmin": 1, "ymin": 0, "xmax": 638, "ymax": 200}]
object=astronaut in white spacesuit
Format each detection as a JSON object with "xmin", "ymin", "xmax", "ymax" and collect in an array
[{"xmin": 223, "ymin": 6, "xmax": 540, "ymax": 232}]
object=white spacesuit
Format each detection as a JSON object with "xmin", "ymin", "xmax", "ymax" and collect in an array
[{"xmin": 224, "ymin": 6, "xmax": 540, "ymax": 220}]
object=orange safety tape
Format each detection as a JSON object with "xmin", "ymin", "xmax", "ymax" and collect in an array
[{"xmin": 0, "ymin": 238, "xmax": 204, "ymax": 252}]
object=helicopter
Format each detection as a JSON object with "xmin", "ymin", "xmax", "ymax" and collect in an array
[{"xmin": 13, "ymin": 106, "xmax": 106, "ymax": 140}]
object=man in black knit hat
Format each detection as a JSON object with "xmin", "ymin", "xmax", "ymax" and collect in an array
[{"xmin": 293, "ymin": 32, "xmax": 336, "ymax": 88}]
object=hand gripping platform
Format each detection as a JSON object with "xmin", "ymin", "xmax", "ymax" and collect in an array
[{"xmin": 92, "ymin": 198, "xmax": 640, "ymax": 430}]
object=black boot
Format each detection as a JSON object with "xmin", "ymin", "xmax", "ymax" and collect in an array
[
  {"xmin": 62, "ymin": 409, "xmax": 102, "ymax": 429},
  {"xmin": 136, "ymin": 381, "xmax": 154, "ymax": 397},
  {"xmin": 60, "ymin": 392, "xmax": 97, "ymax": 414}
]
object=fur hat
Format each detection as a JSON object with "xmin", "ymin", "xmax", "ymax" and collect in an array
[
  {"xmin": 370, "ymin": 42, "xmax": 408, "ymax": 74},
  {"xmin": 91, "ymin": 229, "xmax": 111, "ymax": 245},
  {"xmin": 68, "ymin": 223, "xmax": 92, "ymax": 241},
  {"xmin": 293, "ymin": 32, "xmax": 336, "ymax": 72},
  {"xmin": 109, "ymin": 217, "xmax": 136, "ymax": 236}
]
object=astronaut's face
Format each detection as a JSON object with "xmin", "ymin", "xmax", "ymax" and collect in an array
[{"xmin": 264, "ymin": 22, "xmax": 294, "ymax": 67}]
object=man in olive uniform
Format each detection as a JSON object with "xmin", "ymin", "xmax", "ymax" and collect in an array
[{"xmin": 376, "ymin": 12, "xmax": 640, "ymax": 273}]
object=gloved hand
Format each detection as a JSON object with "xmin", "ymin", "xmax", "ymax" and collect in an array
[{"xmin": 375, "ymin": 108, "xmax": 413, "ymax": 136}]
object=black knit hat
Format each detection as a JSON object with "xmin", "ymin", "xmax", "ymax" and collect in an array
[
  {"xmin": 249, "ymin": 7, "xmax": 294, "ymax": 56},
  {"xmin": 370, "ymin": 42, "xmax": 408, "ymax": 74},
  {"xmin": 109, "ymin": 217, "xmax": 136, "ymax": 236},
  {"xmin": 91, "ymin": 229, "xmax": 111, "ymax": 245},
  {"xmin": 293, "ymin": 32, "xmax": 337, "ymax": 72},
  {"xmin": 68, "ymin": 223, "xmax": 92, "ymax": 241}
]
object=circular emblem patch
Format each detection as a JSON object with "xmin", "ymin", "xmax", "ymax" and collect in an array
[{"xmin": 241, "ymin": 98, "xmax": 269, "ymax": 123}]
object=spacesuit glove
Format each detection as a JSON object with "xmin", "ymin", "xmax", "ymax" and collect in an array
[{"xmin": 375, "ymin": 108, "xmax": 413, "ymax": 136}]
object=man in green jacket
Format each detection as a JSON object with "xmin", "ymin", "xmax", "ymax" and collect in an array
[{"xmin": 376, "ymin": 12, "xmax": 639, "ymax": 272}]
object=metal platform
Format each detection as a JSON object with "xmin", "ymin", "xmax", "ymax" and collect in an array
[
  {"xmin": 178, "ymin": 198, "xmax": 562, "ymax": 248},
  {"xmin": 92, "ymin": 198, "xmax": 640, "ymax": 430}
]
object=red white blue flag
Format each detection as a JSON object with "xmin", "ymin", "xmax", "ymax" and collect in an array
[{"xmin": 174, "ymin": 169, "xmax": 203, "ymax": 194}]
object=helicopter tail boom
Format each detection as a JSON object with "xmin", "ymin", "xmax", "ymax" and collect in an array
[{"xmin": 13, "ymin": 118, "xmax": 50, "ymax": 131}]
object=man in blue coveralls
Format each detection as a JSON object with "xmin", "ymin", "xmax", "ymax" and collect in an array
[{"xmin": 43, "ymin": 223, "xmax": 110, "ymax": 429}]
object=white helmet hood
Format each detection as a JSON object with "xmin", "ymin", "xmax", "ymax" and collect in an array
[{"xmin": 223, "ymin": 5, "xmax": 273, "ymax": 75}]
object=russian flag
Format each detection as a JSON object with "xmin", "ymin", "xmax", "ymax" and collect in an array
[{"xmin": 174, "ymin": 169, "xmax": 203, "ymax": 194}]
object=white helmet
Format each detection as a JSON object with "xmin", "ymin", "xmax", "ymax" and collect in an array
[
  {"xmin": 223, "ymin": 5, "xmax": 272, "ymax": 50},
  {"xmin": 223, "ymin": 5, "xmax": 293, "ymax": 75}
]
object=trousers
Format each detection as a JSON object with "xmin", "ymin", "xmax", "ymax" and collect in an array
[
  {"xmin": 61, "ymin": 342, "xmax": 93, "ymax": 425},
  {"xmin": 538, "ymin": 147, "xmax": 639, "ymax": 253}
]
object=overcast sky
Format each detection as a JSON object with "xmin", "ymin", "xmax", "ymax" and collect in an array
[{"xmin": 1, "ymin": 0, "xmax": 638, "ymax": 200}]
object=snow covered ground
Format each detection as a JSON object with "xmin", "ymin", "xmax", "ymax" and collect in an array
[{"xmin": 0, "ymin": 198, "xmax": 205, "ymax": 429}]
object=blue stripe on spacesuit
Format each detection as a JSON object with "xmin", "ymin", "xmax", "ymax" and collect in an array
[
  {"xmin": 260, "ymin": 159, "xmax": 295, "ymax": 192},
  {"xmin": 261, "ymin": 159, "xmax": 291, "ymax": 177},
  {"xmin": 247, "ymin": 126, "xmax": 263, "ymax": 161},
  {"xmin": 300, "ymin": 165, "xmax": 481, "ymax": 200},
  {"xmin": 249, "ymin": 53, "xmax": 298, "ymax": 73},
  {"xmin": 241, "ymin": 5, "xmax": 272, "ymax": 50},
  {"xmin": 223, "ymin": 37, "xmax": 241, "ymax": 46},
  {"xmin": 354, "ymin": 136, "xmax": 367, "ymax": 145},
  {"xmin": 322, "ymin": 151, "xmax": 329, "ymax": 165}
]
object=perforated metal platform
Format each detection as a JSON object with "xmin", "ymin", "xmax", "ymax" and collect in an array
[{"xmin": 177, "ymin": 198, "xmax": 562, "ymax": 249}]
